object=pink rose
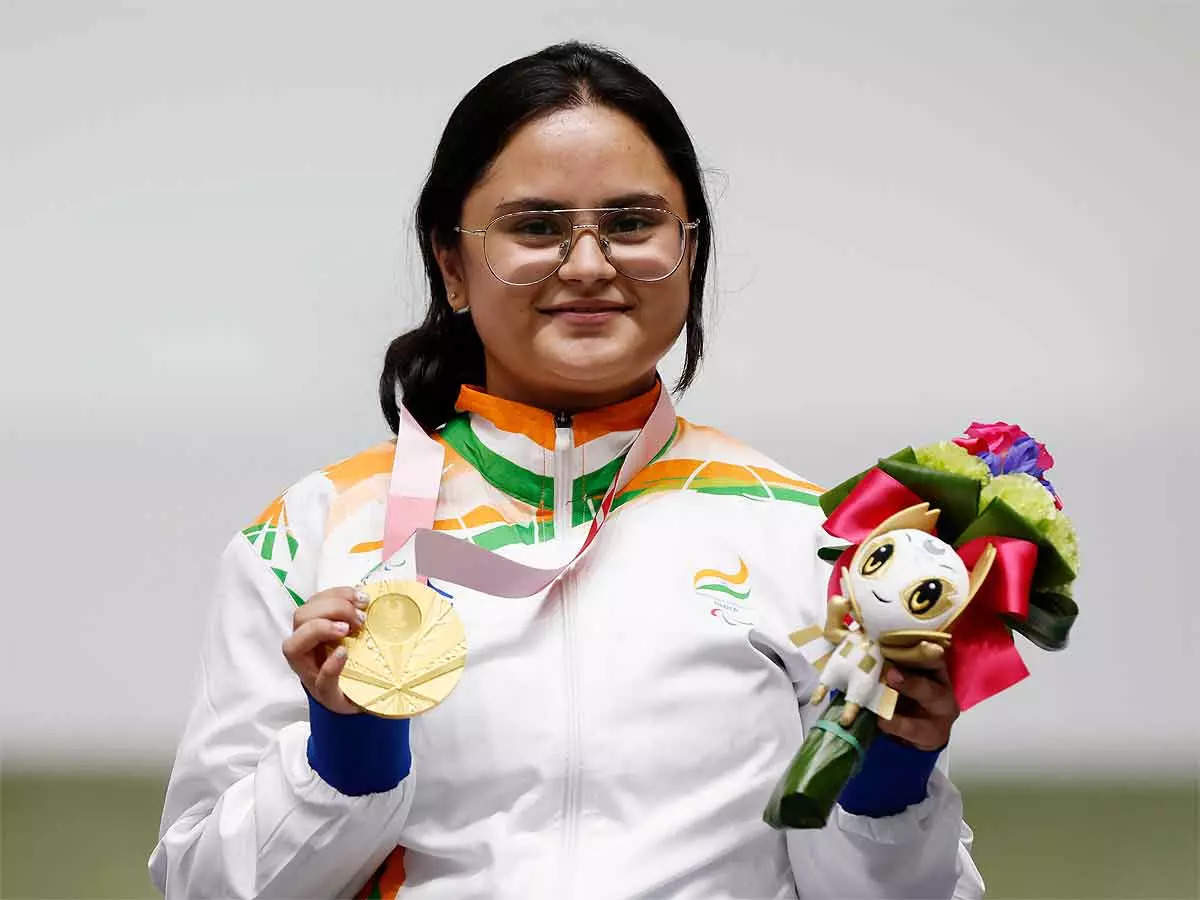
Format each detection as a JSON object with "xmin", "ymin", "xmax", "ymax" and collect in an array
[
  {"xmin": 954, "ymin": 421, "xmax": 1059, "ymax": 507},
  {"xmin": 955, "ymin": 421, "xmax": 1025, "ymax": 456},
  {"xmin": 954, "ymin": 422, "xmax": 1055, "ymax": 470}
]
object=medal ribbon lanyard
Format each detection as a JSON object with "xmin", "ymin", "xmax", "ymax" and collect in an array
[{"xmin": 380, "ymin": 382, "xmax": 677, "ymax": 597}]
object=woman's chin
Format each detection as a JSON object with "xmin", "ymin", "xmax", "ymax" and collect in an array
[
  {"xmin": 537, "ymin": 337, "xmax": 639, "ymax": 374},
  {"xmin": 552, "ymin": 342, "xmax": 642, "ymax": 370}
]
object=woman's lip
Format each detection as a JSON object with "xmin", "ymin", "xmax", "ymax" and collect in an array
[
  {"xmin": 541, "ymin": 306, "xmax": 631, "ymax": 314},
  {"xmin": 540, "ymin": 308, "xmax": 631, "ymax": 322}
]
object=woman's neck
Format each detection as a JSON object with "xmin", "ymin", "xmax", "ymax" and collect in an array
[{"xmin": 480, "ymin": 368, "xmax": 660, "ymax": 416}]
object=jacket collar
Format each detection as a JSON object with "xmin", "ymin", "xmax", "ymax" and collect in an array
[{"xmin": 437, "ymin": 378, "xmax": 662, "ymax": 511}]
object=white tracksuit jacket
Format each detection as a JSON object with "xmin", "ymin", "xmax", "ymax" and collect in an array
[{"xmin": 149, "ymin": 383, "xmax": 985, "ymax": 899}]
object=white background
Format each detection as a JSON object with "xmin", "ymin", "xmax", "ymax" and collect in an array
[{"xmin": 2, "ymin": 1, "xmax": 1196, "ymax": 776}]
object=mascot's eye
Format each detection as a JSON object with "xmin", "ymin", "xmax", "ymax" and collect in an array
[
  {"xmin": 860, "ymin": 540, "xmax": 895, "ymax": 577},
  {"xmin": 907, "ymin": 579, "xmax": 946, "ymax": 615}
]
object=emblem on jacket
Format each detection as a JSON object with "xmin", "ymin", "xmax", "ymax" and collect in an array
[{"xmin": 694, "ymin": 557, "xmax": 755, "ymax": 626}]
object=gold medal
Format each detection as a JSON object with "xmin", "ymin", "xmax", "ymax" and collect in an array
[{"xmin": 338, "ymin": 578, "xmax": 467, "ymax": 718}]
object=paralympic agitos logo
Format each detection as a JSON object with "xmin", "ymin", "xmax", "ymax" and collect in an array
[{"xmin": 693, "ymin": 557, "xmax": 755, "ymax": 626}]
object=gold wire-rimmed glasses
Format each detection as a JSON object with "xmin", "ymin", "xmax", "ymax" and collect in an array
[{"xmin": 454, "ymin": 207, "xmax": 701, "ymax": 286}]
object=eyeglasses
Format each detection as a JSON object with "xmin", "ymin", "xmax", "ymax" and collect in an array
[{"xmin": 454, "ymin": 207, "xmax": 701, "ymax": 286}]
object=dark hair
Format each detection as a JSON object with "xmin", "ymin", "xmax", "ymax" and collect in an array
[{"xmin": 379, "ymin": 41, "xmax": 714, "ymax": 434}]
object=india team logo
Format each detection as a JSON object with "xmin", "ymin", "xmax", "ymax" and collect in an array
[{"xmin": 694, "ymin": 557, "xmax": 755, "ymax": 626}]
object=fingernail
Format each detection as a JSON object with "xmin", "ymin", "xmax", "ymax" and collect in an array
[
  {"xmin": 354, "ymin": 590, "xmax": 369, "ymax": 608},
  {"xmin": 334, "ymin": 646, "xmax": 347, "ymax": 659},
  {"xmin": 355, "ymin": 609, "xmax": 367, "ymax": 625},
  {"xmin": 333, "ymin": 621, "xmax": 350, "ymax": 633}
]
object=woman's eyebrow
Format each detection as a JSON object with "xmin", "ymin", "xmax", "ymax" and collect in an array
[
  {"xmin": 600, "ymin": 192, "xmax": 671, "ymax": 210},
  {"xmin": 491, "ymin": 192, "xmax": 672, "ymax": 216}
]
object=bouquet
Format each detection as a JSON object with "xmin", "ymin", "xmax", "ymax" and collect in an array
[{"xmin": 763, "ymin": 422, "xmax": 1079, "ymax": 829}]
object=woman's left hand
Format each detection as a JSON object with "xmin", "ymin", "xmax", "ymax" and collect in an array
[{"xmin": 878, "ymin": 658, "xmax": 960, "ymax": 751}]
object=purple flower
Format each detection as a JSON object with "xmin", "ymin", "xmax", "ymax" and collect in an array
[{"xmin": 959, "ymin": 424, "xmax": 1062, "ymax": 509}]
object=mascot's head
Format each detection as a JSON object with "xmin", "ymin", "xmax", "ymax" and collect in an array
[{"xmin": 843, "ymin": 503, "xmax": 995, "ymax": 638}]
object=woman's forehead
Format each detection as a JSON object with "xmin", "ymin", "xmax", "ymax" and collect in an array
[{"xmin": 468, "ymin": 106, "xmax": 686, "ymax": 214}]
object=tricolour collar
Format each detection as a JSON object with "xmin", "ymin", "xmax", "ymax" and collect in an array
[
  {"xmin": 439, "ymin": 379, "xmax": 662, "ymax": 513},
  {"xmin": 381, "ymin": 373, "xmax": 678, "ymax": 597},
  {"xmin": 453, "ymin": 379, "xmax": 661, "ymax": 451}
]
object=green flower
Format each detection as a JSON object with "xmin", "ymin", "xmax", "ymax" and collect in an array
[
  {"xmin": 915, "ymin": 441, "xmax": 992, "ymax": 484},
  {"xmin": 981, "ymin": 473, "xmax": 1056, "ymax": 521},
  {"xmin": 1041, "ymin": 512, "xmax": 1081, "ymax": 577},
  {"xmin": 981, "ymin": 473, "xmax": 1080, "ymax": 577}
]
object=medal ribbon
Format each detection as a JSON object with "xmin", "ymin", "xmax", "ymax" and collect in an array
[
  {"xmin": 381, "ymin": 379, "xmax": 677, "ymax": 597},
  {"xmin": 382, "ymin": 400, "xmax": 444, "ymax": 586}
]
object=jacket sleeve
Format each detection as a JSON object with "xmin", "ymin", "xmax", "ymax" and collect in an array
[
  {"xmin": 780, "ymin": 509, "xmax": 986, "ymax": 899},
  {"xmin": 785, "ymin": 708, "xmax": 985, "ymax": 899},
  {"xmin": 148, "ymin": 532, "xmax": 415, "ymax": 899}
]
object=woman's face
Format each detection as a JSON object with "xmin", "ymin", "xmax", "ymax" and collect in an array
[{"xmin": 435, "ymin": 104, "xmax": 695, "ymax": 412}]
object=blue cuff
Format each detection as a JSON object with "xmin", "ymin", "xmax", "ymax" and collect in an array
[
  {"xmin": 305, "ymin": 690, "xmax": 412, "ymax": 796},
  {"xmin": 837, "ymin": 733, "xmax": 941, "ymax": 817}
]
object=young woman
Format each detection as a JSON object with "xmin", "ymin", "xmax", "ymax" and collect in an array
[{"xmin": 150, "ymin": 42, "xmax": 983, "ymax": 899}]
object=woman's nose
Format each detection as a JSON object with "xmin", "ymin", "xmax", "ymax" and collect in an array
[{"xmin": 557, "ymin": 227, "xmax": 616, "ymax": 281}]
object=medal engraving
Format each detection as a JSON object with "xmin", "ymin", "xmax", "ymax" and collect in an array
[{"xmin": 338, "ymin": 578, "xmax": 467, "ymax": 718}]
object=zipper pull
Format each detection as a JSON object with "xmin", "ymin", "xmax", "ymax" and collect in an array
[{"xmin": 554, "ymin": 410, "xmax": 573, "ymax": 428}]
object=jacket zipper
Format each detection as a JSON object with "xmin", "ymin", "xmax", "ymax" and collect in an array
[
  {"xmin": 553, "ymin": 409, "xmax": 581, "ymax": 896},
  {"xmin": 558, "ymin": 568, "xmax": 582, "ymax": 897},
  {"xmin": 553, "ymin": 411, "xmax": 574, "ymax": 542}
]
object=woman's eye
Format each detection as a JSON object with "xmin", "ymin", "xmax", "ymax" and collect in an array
[
  {"xmin": 608, "ymin": 214, "xmax": 651, "ymax": 234},
  {"xmin": 907, "ymin": 579, "xmax": 945, "ymax": 615},
  {"xmin": 497, "ymin": 214, "xmax": 565, "ymax": 240},
  {"xmin": 514, "ymin": 217, "xmax": 560, "ymax": 236},
  {"xmin": 860, "ymin": 541, "xmax": 894, "ymax": 576}
]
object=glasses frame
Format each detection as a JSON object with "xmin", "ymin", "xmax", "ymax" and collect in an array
[{"xmin": 454, "ymin": 207, "xmax": 701, "ymax": 286}]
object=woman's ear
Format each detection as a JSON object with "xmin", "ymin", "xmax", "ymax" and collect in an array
[{"xmin": 433, "ymin": 237, "xmax": 468, "ymax": 312}]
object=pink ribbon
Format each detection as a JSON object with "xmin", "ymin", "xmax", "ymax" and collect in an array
[{"xmin": 382, "ymin": 380, "xmax": 677, "ymax": 597}]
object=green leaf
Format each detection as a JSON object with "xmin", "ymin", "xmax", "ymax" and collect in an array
[
  {"xmin": 876, "ymin": 457, "xmax": 981, "ymax": 541},
  {"xmin": 954, "ymin": 498, "xmax": 1077, "ymax": 589},
  {"xmin": 818, "ymin": 447, "xmax": 917, "ymax": 516},
  {"xmin": 1007, "ymin": 590, "xmax": 1078, "ymax": 651},
  {"xmin": 817, "ymin": 545, "xmax": 851, "ymax": 563}
]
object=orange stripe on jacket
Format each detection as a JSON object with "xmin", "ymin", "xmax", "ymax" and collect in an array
[
  {"xmin": 378, "ymin": 847, "xmax": 407, "ymax": 898},
  {"xmin": 247, "ymin": 493, "xmax": 286, "ymax": 528},
  {"xmin": 322, "ymin": 442, "xmax": 394, "ymax": 493},
  {"xmin": 455, "ymin": 381, "xmax": 660, "ymax": 450},
  {"xmin": 455, "ymin": 385, "xmax": 558, "ymax": 450},
  {"xmin": 353, "ymin": 847, "xmax": 406, "ymax": 899},
  {"xmin": 572, "ymin": 380, "xmax": 660, "ymax": 445}
]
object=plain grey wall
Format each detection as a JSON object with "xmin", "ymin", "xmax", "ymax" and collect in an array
[{"xmin": 3, "ymin": 1, "xmax": 1196, "ymax": 775}]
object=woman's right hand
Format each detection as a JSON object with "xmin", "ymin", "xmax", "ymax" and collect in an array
[{"xmin": 282, "ymin": 586, "xmax": 369, "ymax": 714}]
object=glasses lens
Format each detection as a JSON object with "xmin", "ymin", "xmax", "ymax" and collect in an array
[
  {"xmin": 482, "ymin": 209, "xmax": 687, "ymax": 284},
  {"xmin": 484, "ymin": 212, "xmax": 571, "ymax": 285},
  {"xmin": 602, "ymin": 209, "xmax": 685, "ymax": 281}
]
